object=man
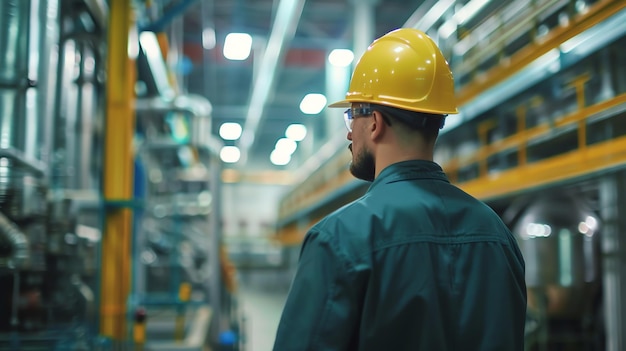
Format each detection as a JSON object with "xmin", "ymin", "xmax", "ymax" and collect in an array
[{"xmin": 273, "ymin": 28, "xmax": 527, "ymax": 351}]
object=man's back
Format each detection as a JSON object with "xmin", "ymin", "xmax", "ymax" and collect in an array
[{"xmin": 274, "ymin": 161, "xmax": 527, "ymax": 350}]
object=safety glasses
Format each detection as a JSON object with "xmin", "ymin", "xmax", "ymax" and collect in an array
[{"xmin": 343, "ymin": 104, "xmax": 373, "ymax": 132}]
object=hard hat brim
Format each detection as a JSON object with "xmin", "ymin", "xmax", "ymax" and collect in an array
[{"xmin": 328, "ymin": 100, "xmax": 351, "ymax": 108}]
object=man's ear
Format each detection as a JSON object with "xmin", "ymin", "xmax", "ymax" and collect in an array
[{"xmin": 370, "ymin": 110, "xmax": 386, "ymax": 141}]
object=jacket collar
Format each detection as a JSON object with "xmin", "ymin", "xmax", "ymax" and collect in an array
[{"xmin": 368, "ymin": 160, "xmax": 449, "ymax": 192}]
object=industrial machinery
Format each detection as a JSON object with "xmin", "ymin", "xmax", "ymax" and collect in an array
[
  {"xmin": 0, "ymin": 0, "xmax": 102, "ymax": 348},
  {"xmin": 0, "ymin": 0, "xmax": 237, "ymax": 350},
  {"xmin": 506, "ymin": 193, "xmax": 603, "ymax": 349}
]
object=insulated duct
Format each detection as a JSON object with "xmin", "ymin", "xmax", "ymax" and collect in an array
[
  {"xmin": 0, "ymin": 0, "xmax": 58, "ymax": 219},
  {"xmin": 0, "ymin": 0, "xmax": 57, "ymax": 164},
  {"xmin": 54, "ymin": 38, "xmax": 100, "ymax": 190},
  {"xmin": 0, "ymin": 1, "xmax": 30, "ymax": 191}
]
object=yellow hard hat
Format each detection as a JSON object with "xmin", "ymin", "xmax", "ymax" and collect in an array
[{"xmin": 329, "ymin": 28, "xmax": 458, "ymax": 115}]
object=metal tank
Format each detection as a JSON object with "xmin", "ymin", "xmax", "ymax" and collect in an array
[{"xmin": 509, "ymin": 193, "xmax": 601, "ymax": 319}]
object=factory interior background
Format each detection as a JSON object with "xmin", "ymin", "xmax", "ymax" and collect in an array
[{"xmin": 1, "ymin": 0, "xmax": 626, "ymax": 350}]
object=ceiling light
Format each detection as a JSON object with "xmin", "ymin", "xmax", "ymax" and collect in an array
[
  {"xmin": 202, "ymin": 27, "xmax": 216, "ymax": 50},
  {"xmin": 285, "ymin": 124, "xmax": 307, "ymax": 141},
  {"xmin": 220, "ymin": 146, "xmax": 241, "ymax": 163},
  {"xmin": 270, "ymin": 149, "xmax": 291, "ymax": 166},
  {"xmin": 328, "ymin": 49, "xmax": 354, "ymax": 67},
  {"xmin": 223, "ymin": 33, "xmax": 252, "ymax": 60},
  {"xmin": 275, "ymin": 138, "xmax": 297, "ymax": 155},
  {"xmin": 219, "ymin": 122, "xmax": 243, "ymax": 140},
  {"xmin": 299, "ymin": 93, "xmax": 327, "ymax": 114}
]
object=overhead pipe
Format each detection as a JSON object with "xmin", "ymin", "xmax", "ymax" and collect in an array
[
  {"xmin": 0, "ymin": 211, "xmax": 29, "ymax": 269},
  {"xmin": 238, "ymin": 0, "xmax": 306, "ymax": 163}
]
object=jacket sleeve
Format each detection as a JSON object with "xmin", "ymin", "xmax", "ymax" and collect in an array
[{"xmin": 273, "ymin": 228, "xmax": 362, "ymax": 351}]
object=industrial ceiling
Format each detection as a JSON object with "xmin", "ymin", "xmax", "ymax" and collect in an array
[{"xmin": 145, "ymin": 0, "xmax": 509, "ymax": 181}]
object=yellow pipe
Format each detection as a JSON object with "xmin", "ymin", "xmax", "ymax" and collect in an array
[{"xmin": 100, "ymin": 0, "xmax": 135, "ymax": 341}]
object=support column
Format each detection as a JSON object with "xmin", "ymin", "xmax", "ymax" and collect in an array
[
  {"xmin": 351, "ymin": 0, "xmax": 378, "ymax": 62},
  {"xmin": 599, "ymin": 171, "xmax": 626, "ymax": 351},
  {"xmin": 100, "ymin": 0, "xmax": 135, "ymax": 343},
  {"xmin": 323, "ymin": 0, "xmax": 379, "ymax": 142}
]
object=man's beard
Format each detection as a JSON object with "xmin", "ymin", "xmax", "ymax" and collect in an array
[{"xmin": 349, "ymin": 144, "xmax": 376, "ymax": 182}]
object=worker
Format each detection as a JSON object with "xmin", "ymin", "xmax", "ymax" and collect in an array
[{"xmin": 273, "ymin": 28, "xmax": 527, "ymax": 350}]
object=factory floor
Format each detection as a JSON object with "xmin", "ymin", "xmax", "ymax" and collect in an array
[{"xmin": 237, "ymin": 270, "xmax": 291, "ymax": 351}]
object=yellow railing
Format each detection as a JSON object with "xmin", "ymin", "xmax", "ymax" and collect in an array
[
  {"xmin": 455, "ymin": 0, "xmax": 626, "ymax": 106},
  {"xmin": 444, "ymin": 92, "xmax": 626, "ymax": 200}
]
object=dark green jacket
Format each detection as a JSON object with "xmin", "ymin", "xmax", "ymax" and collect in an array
[{"xmin": 274, "ymin": 160, "xmax": 527, "ymax": 351}]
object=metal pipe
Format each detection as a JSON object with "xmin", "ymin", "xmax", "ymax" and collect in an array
[
  {"xmin": 0, "ymin": 0, "xmax": 29, "ymax": 157},
  {"xmin": 600, "ymin": 172, "xmax": 626, "ymax": 351},
  {"xmin": 0, "ymin": 211, "xmax": 29, "ymax": 269}
]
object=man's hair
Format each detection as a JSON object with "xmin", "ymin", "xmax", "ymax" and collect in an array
[{"xmin": 372, "ymin": 104, "xmax": 443, "ymax": 142}]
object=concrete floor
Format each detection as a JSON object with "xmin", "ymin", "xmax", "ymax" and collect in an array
[{"xmin": 237, "ymin": 270, "xmax": 291, "ymax": 351}]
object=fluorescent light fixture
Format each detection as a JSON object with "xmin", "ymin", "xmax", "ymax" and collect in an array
[
  {"xmin": 202, "ymin": 27, "xmax": 216, "ymax": 50},
  {"xmin": 223, "ymin": 33, "xmax": 252, "ymax": 60},
  {"xmin": 328, "ymin": 49, "xmax": 354, "ymax": 67},
  {"xmin": 285, "ymin": 124, "xmax": 307, "ymax": 141},
  {"xmin": 270, "ymin": 149, "xmax": 291, "ymax": 166},
  {"xmin": 299, "ymin": 93, "xmax": 327, "ymax": 114},
  {"xmin": 219, "ymin": 122, "xmax": 243, "ymax": 140},
  {"xmin": 275, "ymin": 138, "xmax": 297, "ymax": 155},
  {"xmin": 220, "ymin": 146, "xmax": 241, "ymax": 163}
]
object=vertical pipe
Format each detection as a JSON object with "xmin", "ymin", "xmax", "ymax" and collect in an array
[
  {"xmin": 37, "ymin": 0, "xmax": 59, "ymax": 169},
  {"xmin": 100, "ymin": 0, "xmax": 135, "ymax": 343},
  {"xmin": 599, "ymin": 172, "xmax": 626, "ymax": 351},
  {"xmin": 75, "ymin": 44, "xmax": 97, "ymax": 190},
  {"xmin": 24, "ymin": 0, "xmax": 40, "ymax": 161},
  {"xmin": 0, "ymin": 0, "xmax": 29, "ymax": 152}
]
